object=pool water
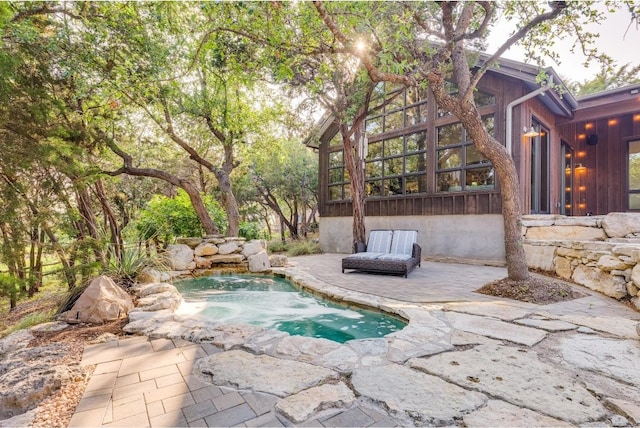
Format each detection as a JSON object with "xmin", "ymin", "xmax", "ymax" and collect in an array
[{"xmin": 174, "ymin": 274, "xmax": 406, "ymax": 343}]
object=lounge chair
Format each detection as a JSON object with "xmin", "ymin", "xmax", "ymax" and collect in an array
[{"xmin": 342, "ymin": 230, "xmax": 422, "ymax": 278}]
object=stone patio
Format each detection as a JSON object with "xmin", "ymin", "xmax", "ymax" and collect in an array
[{"xmin": 68, "ymin": 254, "xmax": 640, "ymax": 427}]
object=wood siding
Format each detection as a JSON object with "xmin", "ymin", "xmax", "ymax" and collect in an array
[
  {"xmin": 317, "ymin": 73, "xmax": 640, "ymax": 218},
  {"xmin": 558, "ymin": 112, "xmax": 640, "ymax": 214}
]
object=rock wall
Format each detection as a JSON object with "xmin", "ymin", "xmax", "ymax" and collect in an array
[
  {"xmin": 140, "ymin": 237, "xmax": 288, "ymax": 282},
  {"xmin": 522, "ymin": 213, "xmax": 640, "ymax": 309}
]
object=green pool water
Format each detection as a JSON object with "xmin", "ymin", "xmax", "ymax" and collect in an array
[{"xmin": 174, "ymin": 274, "xmax": 406, "ymax": 343}]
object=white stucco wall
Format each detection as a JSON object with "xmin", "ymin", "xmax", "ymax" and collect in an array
[{"xmin": 319, "ymin": 215, "xmax": 506, "ymax": 264}]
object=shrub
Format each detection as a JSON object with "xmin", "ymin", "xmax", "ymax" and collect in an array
[
  {"xmin": 135, "ymin": 190, "xmax": 227, "ymax": 243},
  {"xmin": 238, "ymin": 221, "xmax": 269, "ymax": 240},
  {"xmin": 287, "ymin": 240, "xmax": 322, "ymax": 257}
]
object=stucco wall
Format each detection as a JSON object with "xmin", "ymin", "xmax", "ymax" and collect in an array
[{"xmin": 319, "ymin": 214, "xmax": 506, "ymax": 264}]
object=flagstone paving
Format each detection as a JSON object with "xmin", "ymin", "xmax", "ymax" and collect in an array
[{"xmin": 70, "ymin": 254, "xmax": 640, "ymax": 427}]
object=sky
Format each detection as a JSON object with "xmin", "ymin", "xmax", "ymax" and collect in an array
[{"xmin": 486, "ymin": 6, "xmax": 640, "ymax": 85}]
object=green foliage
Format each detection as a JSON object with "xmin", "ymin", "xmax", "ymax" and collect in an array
[
  {"xmin": 0, "ymin": 273, "xmax": 23, "ymax": 305},
  {"xmin": 238, "ymin": 222, "xmax": 269, "ymax": 240},
  {"xmin": 135, "ymin": 189, "xmax": 227, "ymax": 242},
  {"xmin": 287, "ymin": 240, "xmax": 323, "ymax": 257},
  {"xmin": 102, "ymin": 246, "xmax": 163, "ymax": 288},
  {"xmin": 571, "ymin": 63, "xmax": 640, "ymax": 96},
  {"xmin": 1, "ymin": 310, "xmax": 53, "ymax": 338},
  {"xmin": 268, "ymin": 239, "xmax": 322, "ymax": 256}
]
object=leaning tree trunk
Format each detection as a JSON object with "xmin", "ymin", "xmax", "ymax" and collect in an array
[
  {"xmin": 342, "ymin": 124, "xmax": 366, "ymax": 249},
  {"xmin": 450, "ymin": 98, "xmax": 530, "ymax": 281}
]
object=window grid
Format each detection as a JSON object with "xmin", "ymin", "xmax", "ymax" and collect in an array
[{"xmin": 436, "ymin": 116, "xmax": 496, "ymax": 193}]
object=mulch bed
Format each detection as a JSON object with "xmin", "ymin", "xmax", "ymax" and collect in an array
[{"xmin": 476, "ymin": 275, "xmax": 587, "ymax": 305}]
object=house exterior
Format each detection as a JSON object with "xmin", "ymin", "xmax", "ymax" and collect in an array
[{"xmin": 309, "ymin": 58, "xmax": 640, "ymax": 264}]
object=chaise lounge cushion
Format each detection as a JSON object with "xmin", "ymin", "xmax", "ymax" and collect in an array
[
  {"xmin": 342, "ymin": 229, "xmax": 421, "ymax": 277},
  {"xmin": 365, "ymin": 230, "xmax": 393, "ymax": 253},
  {"xmin": 388, "ymin": 230, "xmax": 418, "ymax": 255}
]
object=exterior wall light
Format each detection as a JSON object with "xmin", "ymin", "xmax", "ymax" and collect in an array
[{"xmin": 523, "ymin": 126, "xmax": 539, "ymax": 137}]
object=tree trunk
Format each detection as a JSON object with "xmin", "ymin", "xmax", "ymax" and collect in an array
[
  {"xmin": 214, "ymin": 168, "xmax": 240, "ymax": 237},
  {"xmin": 104, "ymin": 138, "xmax": 220, "ymax": 236},
  {"xmin": 342, "ymin": 124, "xmax": 366, "ymax": 248},
  {"xmin": 94, "ymin": 179, "xmax": 123, "ymax": 263}
]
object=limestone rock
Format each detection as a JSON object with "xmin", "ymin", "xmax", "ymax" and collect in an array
[
  {"xmin": 206, "ymin": 254, "xmax": 244, "ymax": 264},
  {"xmin": 166, "ymin": 244, "xmax": 195, "ymax": 270},
  {"xmin": 137, "ymin": 268, "xmax": 172, "ymax": 284},
  {"xmin": 136, "ymin": 290, "xmax": 182, "ymax": 312},
  {"xmin": 274, "ymin": 335, "xmax": 341, "ymax": 360},
  {"xmin": 526, "ymin": 225, "xmax": 606, "ymax": 241},
  {"xmin": 242, "ymin": 240, "xmax": 265, "ymax": 258},
  {"xmin": 554, "ymin": 256, "xmax": 573, "ymax": 279},
  {"xmin": 197, "ymin": 350, "xmax": 337, "ymax": 397},
  {"xmin": 194, "ymin": 255, "xmax": 213, "ymax": 269},
  {"xmin": 626, "ymin": 281, "xmax": 639, "ymax": 297},
  {"xmin": 561, "ymin": 335, "xmax": 640, "ymax": 387},
  {"xmin": 194, "ymin": 243, "xmax": 218, "ymax": 257},
  {"xmin": 63, "ymin": 276, "xmax": 133, "ymax": 324},
  {"xmin": 0, "ymin": 341, "xmax": 89, "ymax": 419},
  {"xmin": 269, "ymin": 254, "xmax": 288, "ymax": 267},
  {"xmin": 176, "ymin": 237, "xmax": 203, "ymax": 248},
  {"xmin": 410, "ymin": 344, "xmax": 607, "ymax": 424},
  {"xmin": 572, "ymin": 265, "xmax": 628, "ymax": 299},
  {"xmin": 601, "ymin": 212, "xmax": 640, "ymax": 238},
  {"xmin": 351, "ymin": 364, "xmax": 487, "ymax": 425},
  {"xmin": 463, "ymin": 400, "xmax": 572, "ymax": 427},
  {"xmin": 248, "ymin": 251, "xmax": 270, "ymax": 272},
  {"xmin": 136, "ymin": 282, "xmax": 178, "ymax": 298},
  {"xmin": 276, "ymin": 382, "xmax": 355, "ymax": 423},
  {"xmin": 632, "ymin": 264, "xmax": 640, "ymax": 288},
  {"xmin": 523, "ymin": 244, "xmax": 556, "ymax": 271},
  {"xmin": 218, "ymin": 241, "xmax": 239, "ymax": 255},
  {"xmin": 0, "ymin": 330, "xmax": 33, "ymax": 357},
  {"xmin": 597, "ymin": 255, "xmax": 632, "ymax": 272},
  {"xmin": 513, "ymin": 317, "xmax": 577, "ymax": 332},
  {"xmin": 444, "ymin": 312, "xmax": 546, "ymax": 346}
]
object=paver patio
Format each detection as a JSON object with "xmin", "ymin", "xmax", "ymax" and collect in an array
[{"xmin": 70, "ymin": 254, "xmax": 640, "ymax": 427}]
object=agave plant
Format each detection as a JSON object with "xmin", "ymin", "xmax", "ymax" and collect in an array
[{"xmin": 103, "ymin": 246, "xmax": 166, "ymax": 288}]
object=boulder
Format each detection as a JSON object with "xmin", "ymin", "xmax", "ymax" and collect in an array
[
  {"xmin": 248, "ymin": 251, "xmax": 270, "ymax": 272},
  {"xmin": 218, "ymin": 241, "xmax": 240, "ymax": 255},
  {"xmin": 601, "ymin": 212, "xmax": 640, "ymax": 238},
  {"xmin": 269, "ymin": 254, "xmax": 288, "ymax": 267},
  {"xmin": 62, "ymin": 275, "xmax": 133, "ymax": 324},
  {"xmin": 166, "ymin": 244, "xmax": 195, "ymax": 270},
  {"xmin": 242, "ymin": 240, "xmax": 265, "ymax": 258},
  {"xmin": 572, "ymin": 265, "xmax": 628, "ymax": 299},
  {"xmin": 175, "ymin": 237, "xmax": 203, "ymax": 248},
  {"xmin": 194, "ymin": 242, "xmax": 218, "ymax": 257}
]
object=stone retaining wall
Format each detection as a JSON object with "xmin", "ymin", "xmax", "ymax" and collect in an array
[
  {"xmin": 522, "ymin": 212, "xmax": 640, "ymax": 309},
  {"xmin": 139, "ymin": 236, "xmax": 288, "ymax": 282}
]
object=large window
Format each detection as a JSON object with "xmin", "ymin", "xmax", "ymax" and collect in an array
[
  {"xmin": 436, "ymin": 116, "xmax": 495, "ymax": 192},
  {"xmin": 629, "ymin": 140, "xmax": 640, "ymax": 210},
  {"xmin": 366, "ymin": 83, "xmax": 428, "ymax": 135},
  {"xmin": 365, "ymin": 131, "xmax": 427, "ymax": 197},
  {"xmin": 327, "ymin": 135, "xmax": 351, "ymax": 201},
  {"xmin": 530, "ymin": 120, "xmax": 550, "ymax": 213}
]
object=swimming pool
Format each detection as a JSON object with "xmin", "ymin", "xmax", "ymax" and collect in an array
[{"xmin": 174, "ymin": 274, "xmax": 406, "ymax": 343}]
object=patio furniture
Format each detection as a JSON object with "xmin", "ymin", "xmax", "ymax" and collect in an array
[{"xmin": 342, "ymin": 229, "xmax": 422, "ymax": 278}]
